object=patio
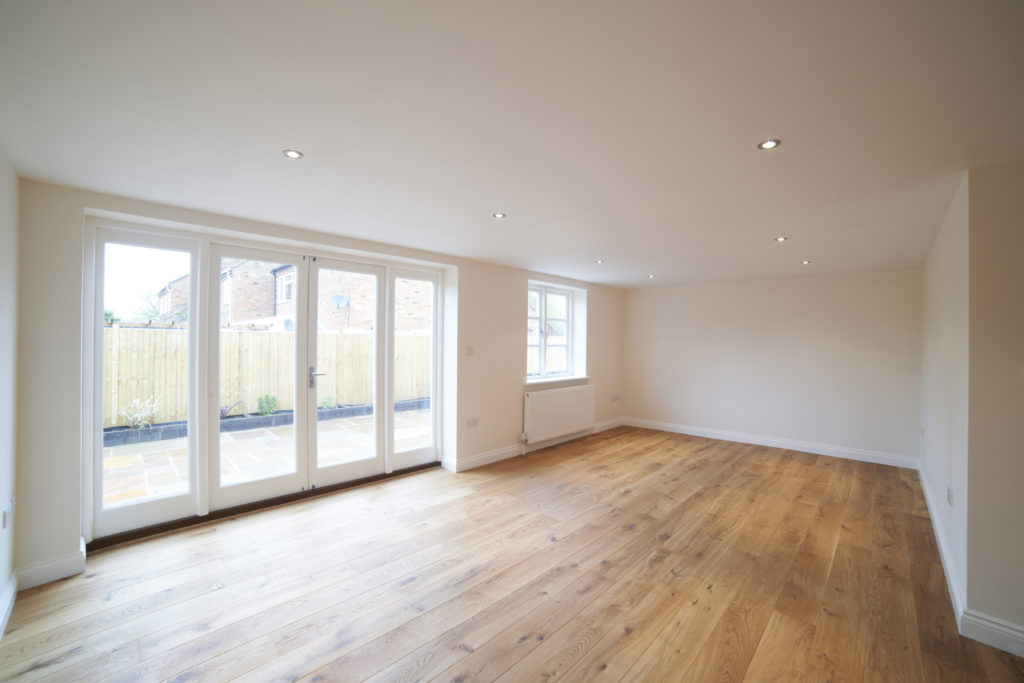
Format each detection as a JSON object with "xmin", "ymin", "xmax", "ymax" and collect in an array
[{"xmin": 102, "ymin": 409, "xmax": 432, "ymax": 506}]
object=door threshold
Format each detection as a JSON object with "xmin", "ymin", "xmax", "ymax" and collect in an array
[{"xmin": 87, "ymin": 461, "xmax": 441, "ymax": 553}]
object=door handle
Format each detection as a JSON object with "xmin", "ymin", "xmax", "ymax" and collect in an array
[{"xmin": 309, "ymin": 366, "xmax": 327, "ymax": 388}]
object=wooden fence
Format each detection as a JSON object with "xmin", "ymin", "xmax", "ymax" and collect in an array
[{"xmin": 102, "ymin": 326, "xmax": 431, "ymax": 428}]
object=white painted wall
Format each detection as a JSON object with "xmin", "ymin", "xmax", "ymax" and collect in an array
[
  {"xmin": 918, "ymin": 173, "xmax": 969, "ymax": 614},
  {"xmin": 625, "ymin": 269, "xmax": 923, "ymax": 463},
  {"xmin": 14, "ymin": 180, "xmax": 626, "ymax": 579},
  {"xmin": 0, "ymin": 148, "xmax": 18, "ymax": 633},
  {"xmin": 455, "ymin": 260, "xmax": 624, "ymax": 463},
  {"xmin": 966, "ymin": 160, "xmax": 1024, "ymax": 648},
  {"xmin": 15, "ymin": 184, "xmax": 87, "ymax": 586}
]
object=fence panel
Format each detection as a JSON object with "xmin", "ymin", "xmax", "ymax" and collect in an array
[{"xmin": 103, "ymin": 326, "xmax": 431, "ymax": 428}]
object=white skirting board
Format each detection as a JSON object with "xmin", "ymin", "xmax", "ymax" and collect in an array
[
  {"xmin": 443, "ymin": 430, "xmax": 596, "ymax": 473},
  {"xmin": 0, "ymin": 572, "xmax": 16, "ymax": 640},
  {"xmin": 445, "ymin": 418, "xmax": 916, "ymax": 477},
  {"xmin": 442, "ymin": 445, "xmax": 521, "ymax": 473},
  {"xmin": 621, "ymin": 418, "xmax": 918, "ymax": 469},
  {"xmin": 916, "ymin": 465, "xmax": 967, "ymax": 623},
  {"xmin": 525, "ymin": 429, "xmax": 594, "ymax": 454},
  {"xmin": 595, "ymin": 417, "xmax": 627, "ymax": 432},
  {"xmin": 15, "ymin": 537, "xmax": 86, "ymax": 590},
  {"xmin": 961, "ymin": 610, "xmax": 1024, "ymax": 657},
  {"xmin": 443, "ymin": 421, "xmax": 626, "ymax": 473}
]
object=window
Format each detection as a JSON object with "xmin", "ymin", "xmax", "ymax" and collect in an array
[
  {"xmin": 527, "ymin": 282, "xmax": 580, "ymax": 378},
  {"xmin": 277, "ymin": 271, "xmax": 294, "ymax": 303},
  {"xmin": 158, "ymin": 287, "xmax": 171, "ymax": 315},
  {"xmin": 220, "ymin": 273, "xmax": 232, "ymax": 325}
]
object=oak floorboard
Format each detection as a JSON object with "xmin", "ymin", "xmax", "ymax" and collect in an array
[
  {"xmin": 680, "ymin": 513, "xmax": 807, "ymax": 681},
  {"xmin": 0, "ymin": 429, "xmax": 1020, "ymax": 682},
  {"xmin": 387, "ymin": 570, "xmax": 614, "ymax": 683},
  {"xmin": 741, "ymin": 610, "xmax": 816, "ymax": 682},
  {"xmin": 620, "ymin": 546, "xmax": 758, "ymax": 681}
]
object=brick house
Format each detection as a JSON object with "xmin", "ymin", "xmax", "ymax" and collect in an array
[
  {"xmin": 158, "ymin": 259, "xmax": 431, "ymax": 332},
  {"xmin": 150, "ymin": 274, "xmax": 190, "ymax": 324}
]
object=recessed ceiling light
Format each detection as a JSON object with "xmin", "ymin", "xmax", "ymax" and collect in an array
[
  {"xmin": 492, "ymin": 212, "xmax": 506, "ymax": 219},
  {"xmin": 282, "ymin": 149, "xmax": 304, "ymax": 159},
  {"xmin": 595, "ymin": 259, "xmax": 604, "ymax": 264},
  {"xmin": 802, "ymin": 260, "xmax": 811, "ymax": 265},
  {"xmin": 775, "ymin": 236, "xmax": 788, "ymax": 242},
  {"xmin": 648, "ymin": 274, "xmax": 655, "ymax": 279},
  {"xmin": 757, "ymin": 139, "xmax": 781, "ymax": 151}
]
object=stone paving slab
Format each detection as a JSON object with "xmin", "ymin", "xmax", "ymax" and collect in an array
[{"xmin": 102, "ymin": 409, "xmax": 432, "ymax": 507}]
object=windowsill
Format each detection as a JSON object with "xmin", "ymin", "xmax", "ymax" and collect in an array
[{"xmin": 525, "ymin": 375, "xmax": 590, "ymax": 386}]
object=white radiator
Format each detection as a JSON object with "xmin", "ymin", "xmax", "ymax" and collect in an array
[{"xmin": 523, "ymin": 384, "xmax": 596, "ymax": 444}]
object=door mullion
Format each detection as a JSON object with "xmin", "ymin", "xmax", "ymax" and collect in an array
[
  {"xmin": 295, "ymin": 255, "xmax": 311, "ymax": 491},
  {"xmin": 383, "ymin": 266, "xmax": 394, "ymax": 474},
  {"xmin": 306, "ymin": 256, "xmax": 318, "ymax": 488},
  {"xmin": 194, "ymin": 240, "xmax": 209, "ymax": 517}
]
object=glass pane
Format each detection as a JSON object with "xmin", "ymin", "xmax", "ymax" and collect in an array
[
  {"xmin": 546, "ymin": 346, "xmax": 567, "ymax": 374},
  {"xmin": 527, "ymin": 318, "xmax": 540, "ymax": 345},
  {"xmin": 102, "ymin": 243, "xmax": 191, "ymax": 507},
  {"xmin": 546, "ymin": 292, "xmax": 568, "ymax": 319},
  {"xmin": 527, "ymin": 290, "xmax": 540, "ymax": 316},
  {"xmin": 218, "ymin": 257, "xmax": 297, "ymax": 486},
  {"xmin": 394, "ymin": 278, "xmax": 433, "ymax": 452},
  {"xmin": 316, "ymin": 268, "xmax": 377, "ymax": 467},
  {"xmin": 527, "ymin": 346, "xmax": 539, "ymax": 375},
  {"xmin": 546, "ymin": 320, "xmax": 567, "ymax": 346}
]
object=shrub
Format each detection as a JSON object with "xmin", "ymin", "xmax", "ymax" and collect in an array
[
  {"xmin": 257, "ymin": 395, "xmax": 278, "ymax": 416},
  {"xmin": 120, "ymin": 397, "xmax": 159, "ymax": 429}
]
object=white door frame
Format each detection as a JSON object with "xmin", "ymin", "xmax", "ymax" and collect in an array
[
  {"xmin": 207, "ymin": 244, "xmax": 310, "ymax": 511},
  {"xmin": 89, "ymin": 227, "xmax": 204, "ymax": 538},
  {"xmin": 390, "ymin": 267, "xmax": 441, "ymax": 471},
  {"xmin": 306, "ymin": 257, "xmax": 387, "ymax": 487}
]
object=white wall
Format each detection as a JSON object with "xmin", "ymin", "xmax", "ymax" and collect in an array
[
  {"xmin": 455, "ymin": 260, "xmax": 624, "ymax": 465},
  {"xmin": 0, "ymin": 148, "xmax": 18, "ymax": 633},
  {"xmin": 919, "ymin": 173, "xmax": 969, "ymax": 614},
  {"xmin": 14, "ymin": 179, "xmax": 626, "ymax": 580},
  {"xmin": 15, "ymin": 183, "xmax": 88, "ymax": 586},
  {"xmin": 965, "ymin": 160, "xmax": 1024, "ymax": 651},
  {"xmin": 625, "ymin": 268, "xmax": 923, "ymax": 463}
]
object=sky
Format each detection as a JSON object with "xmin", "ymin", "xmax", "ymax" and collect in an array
[{"xmin": 104, "ymin": 243, "xmax": 190, "ymax": 320}]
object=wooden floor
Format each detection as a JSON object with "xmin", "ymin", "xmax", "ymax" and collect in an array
[{"xmin": 2, "ymin": 428, "xmax": 1022, "ymax": 682}]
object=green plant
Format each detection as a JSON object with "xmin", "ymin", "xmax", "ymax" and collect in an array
[
  {"xmin": 319, "ymin": 396, "xmax": 335, "ymax": 410},
  {"xmin": 257, "ymin": 395, "xmax": 278, "ymax": 416},
  {"xmin": 120, "ymin": 397, "xmax": 159, "ymax": 429}
]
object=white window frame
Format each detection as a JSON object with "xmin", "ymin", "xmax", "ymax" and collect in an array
[
  {"xmin": 220, "ymin": 272, "xmax": 232, "ymax": 323},
  {"xmin": 528, "ymin": 281, "xmax": 584, "ymax": 380},
  {"xmin": 277, "ymin": 270, "xmax": 295, "ymax": 303}
]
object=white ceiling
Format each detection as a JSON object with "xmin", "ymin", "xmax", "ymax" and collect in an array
[{"xmin": 1, "ymin": 0, "xmax": 1023, "ymax": 287}]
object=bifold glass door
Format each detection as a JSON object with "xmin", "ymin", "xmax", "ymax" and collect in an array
[
  {"xmin": 93, "ymin": 233, "xmax": 198, "ymax": 537},
  {"xmin": 92, "ymin": 236, "xmax": 439, "ymax": 536},
  {"xmin": 391, "ymin": 273, "xmax": 437, "ymax": 470},
  {"xmin": 208, "ymin": 246, "xmax": 309, "ymax": 510},
  {"xmin": 308, "ymin": 259, "xmax": 386, "ymax": 486}
]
